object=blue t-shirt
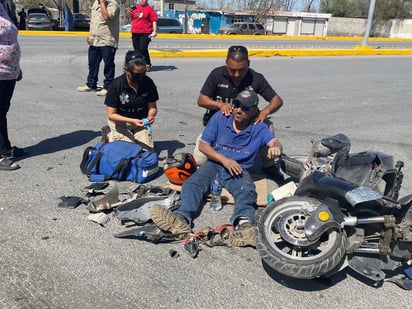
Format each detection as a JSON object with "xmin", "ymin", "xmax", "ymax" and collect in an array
[{"xmin": 201, "ymin": 112, "xmax": 276, "ymax": 169}]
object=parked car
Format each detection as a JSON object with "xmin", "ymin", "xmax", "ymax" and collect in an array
[
  {"xmin": 217, "ymin": 22, "xmax": 266, "ymax": 35},
  {"xmin": 73, "ymin": 13, "xmax": 90, "ymax": 31},
  {"xmin": 26, "ymin": 9, "xmax": 52, "ymax": 30},
  {"xmin": 121, "ymin": 17, "xmax": 183, "ymax": 33}
]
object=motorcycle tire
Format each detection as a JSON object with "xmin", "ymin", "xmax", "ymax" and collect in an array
[
  {"xmin": 280, "ymin": 155, "xmax": 305, "ymax": 183},
  {"xmin": 256, "ymin": 196, "xmax": 347, "ymax": 279}
]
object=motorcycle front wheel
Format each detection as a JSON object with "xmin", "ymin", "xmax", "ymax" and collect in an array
[{"xmin": 256, "ymin": 196, "xmax": 347, "ymax": 279}]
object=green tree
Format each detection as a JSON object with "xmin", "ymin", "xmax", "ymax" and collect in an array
[{"xmin": 320, "ymin": 0, "xmax": 412, "ymax": 19}]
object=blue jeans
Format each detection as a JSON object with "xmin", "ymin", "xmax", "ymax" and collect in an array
[
  {"xmin": 87, "ymin": 45, "xmax": 116, "ymax": 90},
  {"xmin": 175, "ymin": 161, "xmax": 257, "ymax": 227}
]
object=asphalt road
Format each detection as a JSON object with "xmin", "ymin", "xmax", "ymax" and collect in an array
[{"xmin": 1, "ymin": 36, "xmax": 412, "ymax": 308}]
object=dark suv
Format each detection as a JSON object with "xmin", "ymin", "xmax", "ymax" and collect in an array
[{"xmin": 217, "ymin": 22, "xmax": 266, "ymax": 35}]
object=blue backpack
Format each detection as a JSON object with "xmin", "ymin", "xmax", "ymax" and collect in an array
[{"xmin": 80, "ymin": 141, "xmax": 159, "ymax": 183}]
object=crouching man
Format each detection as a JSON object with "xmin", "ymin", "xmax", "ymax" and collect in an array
[{"xmin": 150, "ymin": 90, "xmax": 282, "ymax": 246}]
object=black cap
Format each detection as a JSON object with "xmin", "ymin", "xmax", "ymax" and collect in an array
[
  {"xmin": 125, "ymin": 50, "xmax": 146, "ymax": 66},
  {"xmin": 233, "ymin": 90, "xmax": 259, "ymax": 107}
]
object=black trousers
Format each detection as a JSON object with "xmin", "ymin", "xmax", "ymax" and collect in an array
[
  {"xmin": 131, "ymin": 33, "xmax": 152, "ymax": 66},
  {"xmin": 0, "ymin": 79, "xmax": 16, "ymax": 153}
]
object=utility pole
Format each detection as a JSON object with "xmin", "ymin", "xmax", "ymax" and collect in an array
[{"xmin": 361, "ymin": 0, "xmax": 376, "ymax": 46}]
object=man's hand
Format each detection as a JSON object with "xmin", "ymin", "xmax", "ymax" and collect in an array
[
  {"xmin": 218, "ymin": 101, "xmax": 233, "ymax": 116},
  {"xmin": 254, "ymin": 109, "xmax": 269, "ymax": 124},
  {"xmin": 267, "ymin": 139, "xmax": 283, "ymax": 159},
  {"xmin": 267, "ymin": 145, "xmax": 282, "ymax": 159},
  {"xmin": 221, "ymin": 157, "xmax": 243, "ymax": 176}
]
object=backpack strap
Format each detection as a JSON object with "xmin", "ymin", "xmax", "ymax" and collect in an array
[{"xmin": 86, "ymin": 152, "xmax": 103, "ymax": 176}]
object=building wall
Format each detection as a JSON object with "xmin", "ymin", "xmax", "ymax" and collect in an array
[
  {"xmin": 327, "ymin": 17, "xmax": 367, "ymax": 37},
  {"xmin": 388, "ymin": 19, "xmax": 412, "ymax": 38}
]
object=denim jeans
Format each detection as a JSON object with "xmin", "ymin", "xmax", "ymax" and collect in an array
[
  {"xmin": 87, "ymin": 45, "xmax": 116, "ymax": 90},
  {"xmin": 175, "ymin": 161, "xmax": 257, "ymax": 227}
]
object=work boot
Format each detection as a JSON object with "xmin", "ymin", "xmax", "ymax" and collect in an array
[
  {"xmin": 229, "ymin": 221, "xmax": 256, "ymax": 247},
  {"xmin": 150, "ymin": 204, "xmax": 191, "ymax": 235}
]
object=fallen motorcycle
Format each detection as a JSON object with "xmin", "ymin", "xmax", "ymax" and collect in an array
[{"xmin": 256, "ymin": 134, "xmax": 412, "ymax": 288}]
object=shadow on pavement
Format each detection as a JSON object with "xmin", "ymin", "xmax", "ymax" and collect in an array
[
  {"xmin": 20, "ymin": 130, "xmax": 100, "ymax": 159},
  {"xmin": 149, "ymin": 65, "xmax": 178, "ymax": 72},
  {"xmin": 260, "ymin": 259, "xmax": 347, "ymax": 291},
  {"xmin": 155, "ymin": 139, "xmax": 186, "ymax": 159}
]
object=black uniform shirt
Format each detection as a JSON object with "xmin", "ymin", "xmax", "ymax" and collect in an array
[
  {"xmin": 105, "ymin": 74, "xmax": 159, "ymax": 119},
  {"xmin": 200, "ymin": 66, "xmax": 277, "ymax": 120}
]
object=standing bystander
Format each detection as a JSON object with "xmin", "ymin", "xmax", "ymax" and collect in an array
[
  {"xmin": 77, "ymin": 0, "xmax": 119, "ymax": 96},
  {"xmin": 17, "ymin": 8, "xmax": 26, "ymax": 30},
  {"xmin": 0, "ymin": 3, "xmax": 24, "ymax": 170},
  {"xmin": 129, "ymin": 0, "xmax": 157, "ymax": 71}
]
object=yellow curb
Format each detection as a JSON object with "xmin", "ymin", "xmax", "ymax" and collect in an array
[
  {"xmin": 150, "ymin": 48, "xmax": 412, "ymax": 57},
  {"xmin": 18, "ymin": 31, "xmax": 412, "ymax": 57},
  {"xmin": 18, "ymin": 30, "xmax": 412, "ymax": 42}
]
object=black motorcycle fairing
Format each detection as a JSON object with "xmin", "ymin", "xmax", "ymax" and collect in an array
[
  {"xmin": 320, "ymin": 134, "xmax": 351, "ymax": 153},
  {"xmin": 296, "ymin": 171, "xmax": 358, "ymax": 200},
  {"xmin": 304, "ymin": 198, "xmax": 344, "ymax": 241}
]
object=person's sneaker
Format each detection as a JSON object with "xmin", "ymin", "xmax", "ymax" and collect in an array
[
  {"xmin": 229, "ymin": 221, "xmax": 256, "ymax": 247},
  {"xmin": 150, "ymin": 204, "xmax": 191, "ymax": 235},
  {"xmin": 101, "ymin": 126, "xmax": 111, "ymax": 143},
  {"xmin": 77, "ymin": 85, "xmax": 94, "ymax": 92},
  {"xmin": 96, "ymin": 88, "xmax": 108, "ymax": 96}
]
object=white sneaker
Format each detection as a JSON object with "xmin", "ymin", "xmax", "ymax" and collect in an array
[
  {"xmin": 77, "ymin": 85, "xmax": 93, "ymax": 92},
  {"xmin": 96, "ymin": 88, "xmax": 108, "ymax": 96}
]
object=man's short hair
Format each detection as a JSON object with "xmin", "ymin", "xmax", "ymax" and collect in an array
[
  {"xmin": 124, "ymin": 50, "xmax": 146, "ymax": 70},
  {"xmin": 226, "ymin": 45, "xmax": 249, "ymax": 62}
]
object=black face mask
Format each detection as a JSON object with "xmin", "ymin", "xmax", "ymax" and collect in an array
[{"xmin": 130, "ymin": 72, "xmax": 145, "ymax": 84}]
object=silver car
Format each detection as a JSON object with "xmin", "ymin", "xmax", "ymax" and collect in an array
[
  {"xmin": 27, "ymin": 11, "xmax": 52, "ymax": 30},
  {"xmin": 218, "ymin": 22, "xmax": 266, "ymax": 35}
]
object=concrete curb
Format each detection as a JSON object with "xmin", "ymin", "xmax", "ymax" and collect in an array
[
  {"xmin": 19, "ymin": 30, "xmax": 412, "ymax": 57},
  {"xmin": 149, "ymin": 47, "xmax": 412, "ymax": 57}
]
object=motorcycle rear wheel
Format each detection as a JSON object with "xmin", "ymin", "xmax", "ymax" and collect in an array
[{"xmin": 256, "ymin": 196, "xmax": 347, "ymax": 279}]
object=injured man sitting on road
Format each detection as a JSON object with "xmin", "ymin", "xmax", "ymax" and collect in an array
[{"xmin": 150, "ymin": 89, "xmax": 282, "ymax": 247}]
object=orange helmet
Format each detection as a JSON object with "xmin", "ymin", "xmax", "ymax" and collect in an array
[{"xmin": 164, "ymin": 153, "xmax": 197, "ymax": 185}]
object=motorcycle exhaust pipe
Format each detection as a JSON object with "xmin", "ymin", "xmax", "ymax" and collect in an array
[
  {"xmin": 353, "ymin": 248, "xmax": 380, "ymax": 254},
  {"xmin": 343, "ymin": 216, "xmax": 394, "ymax": 226}
]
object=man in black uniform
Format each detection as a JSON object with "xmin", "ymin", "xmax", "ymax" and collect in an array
[
  {"xmin": 194, "ymin": 45, "xmax": 284, "ymax": 182},
  {"xmin": 104, "ymin": 50, "xmax": 158, "ymax": 151}
]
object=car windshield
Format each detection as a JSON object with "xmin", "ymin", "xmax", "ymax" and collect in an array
[
  {"xmin": 230, "ymin": 23, "xmax": 241, "ymax": 29},
  {"xmin": 29, "ymin": 13, "xmax": 48, "ymax": 20}
]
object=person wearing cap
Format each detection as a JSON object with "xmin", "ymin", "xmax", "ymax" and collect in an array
[
  {"xmin": 151, "ymin": 89, "xmax": 282, "ymax": 247},
  {"xmin": 194, "ymin": 45, "xmax": 284, "ymax": 183},
  {"xmin": 77, "ymin": 0, "xmax": 120, "ymax": 96},
  {"xmin": 103, "ymin": 50, "xmax": 158, "ymax": 151}
]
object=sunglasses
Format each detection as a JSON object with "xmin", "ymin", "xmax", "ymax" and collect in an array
[
  {"xmin": 228, "ymin": 45, "xmax": 248, "ymax": 54},
  {"xmin": 232, "ymin": 101, "xmax": 253, "ymax": 111}
]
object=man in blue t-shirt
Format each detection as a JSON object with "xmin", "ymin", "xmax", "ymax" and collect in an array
[
  {"xmin": 193, "ymin": 45, "xmax": 284, "ymax": 184},
  {"xmin": 151, "ymin": 90, "xmax": 282, "ymax": 247}
]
